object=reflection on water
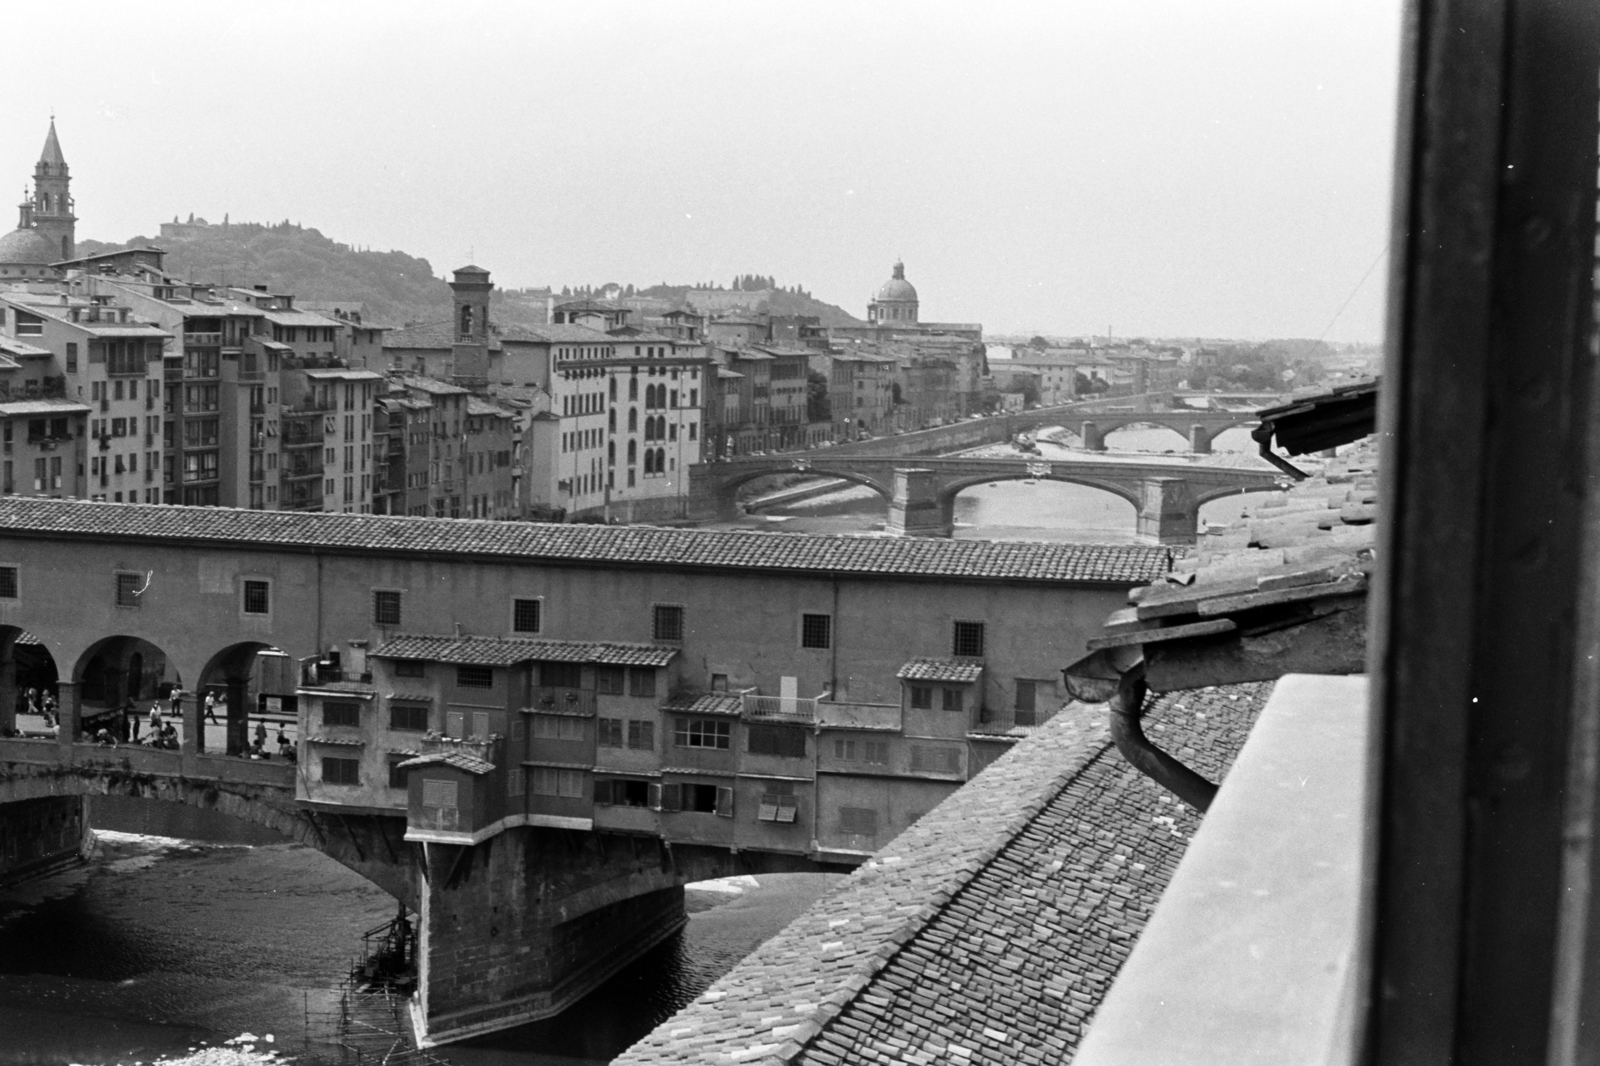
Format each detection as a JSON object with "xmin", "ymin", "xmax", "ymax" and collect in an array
[
  {"xmin": 0, "ymin": 808, "xmax": 841, "ymax": 1066},
  {"xmin": 722, "ymin": 425, "xmax": 1282, "ymax": 542}
]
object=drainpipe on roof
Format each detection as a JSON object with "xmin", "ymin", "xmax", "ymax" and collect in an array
[{"xmin": 1107, "ymin": 666, "xmax": 1218, "ymax": 813}]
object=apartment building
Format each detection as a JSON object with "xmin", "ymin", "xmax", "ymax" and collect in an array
[{"xmin": 0, "ymin": 339, "xmax": 88, "ymax": 500}]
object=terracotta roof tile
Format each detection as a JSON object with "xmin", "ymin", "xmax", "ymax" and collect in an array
[
  {"xmin": 661, "ymin": 693, "xmax": 745, "ymax": 716},
  {"xmin": 896, "ymin": 658, "xmax": 985, "ymax": 682},
  {"xmin": 373, "ymin": 633, "xmax": 676, "ymax": 667},
  {"xmin": 0, "ymin": 498, "xmax": 1172, "ymax": 586},
  {"xmin": 397, "ymin": 750, "xmax": 494, "ymax": 775}
]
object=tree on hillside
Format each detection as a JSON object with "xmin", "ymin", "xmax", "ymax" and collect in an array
[{"xmin": 1029, "ymin": 335, "xmax": 1049, "ymax": 349}]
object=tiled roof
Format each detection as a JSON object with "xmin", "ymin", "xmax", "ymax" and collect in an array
[
  {"xmin": 399, "ymin": 376, "xmax": 469, "ymax": 396},
  {"xmin": 502, "ymin": 323, "xmax": 615, "ymax": 344},
  {"xmin": 262, "ymin": 309, "xmax": 343, "ymax": 329},
  {"xmin": 660, "ymin": 692, "xmax": 745, "ymax": 716},
  {"xmin": 303, "ymin": 367, "xmax": 384, "ymax": 381},
  {"xmin": 372, "ymin": 633, "xmax": 677, "ymax": 667},
  {"xmin": 896, "ymin": 657, "xmax": 984, "ymax": 682},
  {"xmin": 466, "ymin": 396, "xmax": 513, "ymax": 417},
  {"xmin": 305, "ymin": 734, "xmax": 363, "ymax": 747},
  {"xmin": 0, "ymin": 498, "xmax": 1174, "ymax": 586},
  {"xmin": 397, "ymin": 750, "xmax": 495, "ymax": 775},
  {"xmin": 615, "ymin": 683, "xmax": 1270, "ymax": 1066}
]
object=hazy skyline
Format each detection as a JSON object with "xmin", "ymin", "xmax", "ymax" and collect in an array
[{"xmin": 0, "ymin": 2, "xmax": 1399, "ymax": 341}]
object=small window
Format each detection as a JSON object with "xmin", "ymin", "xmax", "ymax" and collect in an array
[
  {"xmin": 628, "ymin": 667, "xmax": 657, "ymax": 697},
  {"xmin": 324, "ymin": 701, "xmax": 361, "ymax": 727},
  {"xmin": 942, "ymin": 687, "xmax": 963, "ymax": 713},
  {"xmin": 673, "ymin": 717, "xmax": 730, "ymax": 749},
  {"xmin": 838, "ymin": 807, "xmax": 878, "ymax": 835},
  {"xmin": 596, "ymin": 778, "xmax": 651, "ymax": 807},
  {"xmin": 532, "ymin": 768, "xmax": 584, "ymax": 797},
  {"xmin": 1015, "ymin": 680, "xmax": 1037, "ymax": 713},
  {"xmin": 910, "ymin": 745, "xmax": 963, "ymax": 775},
  {"xmin": 242, "ymin": 579, "xmax": 270, "ymax": 615},
  {"xmin": 748, "ymin": 724, "xmax": 807, "ymax": 758},
  {"xmin": 0, "ymin": 566, "xmax": 18, "ymax": 599},
  {"xmin": 711, "ymin": 673, "xmax": 728, "ymax": 692},
  {"xmin": 393, "ymin": 659, "xmax": 426, "ymax": 678},
  {"xmin": 627, "ymin": 719, "xmax": 655, "ymax": 750},
  {"xmin": 952, "ymin": 620, "xmax": 985, "ymax": 658},
  {"xmin": 387, "ymin": 754, "xmax": 410, "ymax": 789},
  {"xmin": 115, "ymin": 571, "xmax": 143, "ymax": 608},
  {"xmin": 800, "ymin": 613, "xmax": 832, "ymax": 649},
  {"xmin": 532, "ymin": 715, "xmax": 584, "ymax": 741},
  {"xmin": 389, "ymin": 702, "xmax": 429, "ymax": 731},
  {"xmin": 909, "ymin": 685, "xmax": 933, "ymax": 710},
  {"xmin": 322, "ymin": 757, "xmax": 360, "ymax": 786},
  {"xmin": 373, "ymin": 589, "xmax": 402, "ymax": 626},
  {"xmin": 653, "ymin": 604, "xmax": 684, "ymax": 642},
  {"xmin": 595, "ymin": 666, "xmax": 625, "ymax": 695},
  {"xmin": 456, "ymin": 665, "xmax": 493, "ymax": 688},
  {"xmin": 512, "ymin": 597, "xmax": 541, "ymax": 634},
  {"xmin": 597, "ymin": 718, "xmax": 624, "ymax": 747}
]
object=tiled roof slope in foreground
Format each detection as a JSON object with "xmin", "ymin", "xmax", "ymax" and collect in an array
[
  {"xmin": 616, "ymin": 683, "xmax": 1270, "ymax": 1066},
  {"xmin": 0, "ymin": 497, "xmax": 1174, "ymax": 585}
]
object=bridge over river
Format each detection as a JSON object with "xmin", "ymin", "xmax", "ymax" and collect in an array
[{"xmin": 689, "ymin": 454, "xmax": 1286, "ymax": 542}]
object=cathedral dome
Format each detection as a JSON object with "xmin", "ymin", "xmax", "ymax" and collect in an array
[
  {"xmin": 0, "ymin": 226, "xmax": 58, "ymax": 267},
  {"xmin": 875, "ymin": 260, "xmax": 918, "ymax": 303}
]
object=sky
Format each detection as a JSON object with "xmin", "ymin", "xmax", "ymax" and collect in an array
[{"xmin": 0, "ymin": 1, "xmax": 1401, "ymax": 342}]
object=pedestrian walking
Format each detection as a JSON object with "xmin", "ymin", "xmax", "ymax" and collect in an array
[
  {"xmin": 204, "ymin": 691, "xmax": 219, "ymax": 724},
  {"xmin": 148, "ymin": 703, "xmax": 163, "ymax": 741},
  {"xmin": 169, "ymin": 686, "xmax": 182, "ymax": 716},
  {"xmin": 254, "ymin": 719, "xmax": 268, "ymax": 749},
  {"xmin": 125, "ymin": 699, "xmax": 140, "ymax": 742}
]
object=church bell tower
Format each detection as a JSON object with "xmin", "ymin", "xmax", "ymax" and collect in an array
[{"xmin": 31, "ymin": 119, "xmax": 74, "ymax": 261}]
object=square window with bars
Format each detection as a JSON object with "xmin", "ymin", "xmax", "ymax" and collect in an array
[
  {"xmin": 373, "ymin": 589, "xmax": 402, "ymax": 626},
  {"xmin": 952, "ymin": 620, "xmax": 985, "ymax": 658},
  {"xmin": 389, "ymin": 702, "xmax": 429, "ymax": 732},
  {"xmin": 653, "ymin": 604, "xmax": 684, "ymax": 642},
  {"xmin": 0, "ymin": 566, "xmax": 17, "ymax": 599},
  {"xmin": 800, "ymin": 613, "xmax": 832, "ymax": 649},
  {"xmin": 115, "ymin": 571, "xmax": 142, "ymax": 608},
  {"xmin": 242, "ymin": 579, "xmax": 270, "ymax": 615},
  {"xmin": 456, "ymin": 664, "xmax": 493, "ymax": 688},
  {"xmin": 627, "ymin": 719, "xmax": 655, "ymax": 750},
  {"xmin": 512, "ymin": 597, "xmax": 541, "ymax": 634}
]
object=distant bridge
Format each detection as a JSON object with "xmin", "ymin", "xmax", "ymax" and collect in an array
[{"xmin": 688, "ymin": 455, "xmax": 1286, "ymax": 542}]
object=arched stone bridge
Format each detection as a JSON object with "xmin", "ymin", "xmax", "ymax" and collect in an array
[
  {"xmin": 0, "ymin": 735, "xmax": 421, "ymax": 902},
  {"xmin": 688, "ymin": 455, "xmax": 1286, "ymax": 542}
]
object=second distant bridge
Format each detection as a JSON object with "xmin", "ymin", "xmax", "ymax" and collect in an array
[{"xmin": 688, "ymin": 455, "xmax": 1286, "ymax": 543}]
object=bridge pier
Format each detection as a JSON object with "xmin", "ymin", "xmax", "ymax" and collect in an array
[
  {"xmin": 1189, "ymin": 425, "xmax": 1214, "ymax": 454},
  {"xmin": 1081, "ymin": 421, "xmax": 1107, "ymax": 451},
  {"xmin": 1136, "ymin": 477, "xmax": 1200, "ymax": 545},
  {"xmin": 411, "ymin": 827, "xmax": 690, "ymax": 1047},
  {"xmin": 887, "ymin": 469, "xmax": 952, "ymax": 537},
  {"xmin": 56, "ymin": 680, "xmax": 77, "ymax": 746}
]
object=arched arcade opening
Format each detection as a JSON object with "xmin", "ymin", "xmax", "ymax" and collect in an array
[
  {"xmin": 73, "ymin": 635, "xmax": 182, "ymax": 745},
  {"xmin": 198, "ymin": 642, "xmax": 298, "ymax": 759},
  {"xmin": 946, "ymin": 477, "xmax": 1143, "ymax": 542},
  {"xmin": 0, "ymin": 627, "xmax": 59, "ymax": 736}
]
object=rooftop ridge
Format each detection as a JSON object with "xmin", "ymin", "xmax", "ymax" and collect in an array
[{"xmin": 0, "ymin": 498, "xmax": 1173, "ymax": 585}]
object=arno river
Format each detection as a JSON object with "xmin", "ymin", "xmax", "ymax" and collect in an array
[{"xmin": 0, "ymin": 423, "xmax": 1276, "ymax": 1066}]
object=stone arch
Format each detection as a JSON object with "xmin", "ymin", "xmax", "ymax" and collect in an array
[
  {"xmin": 0, "ymin": 764, "xmax": 416, "ymax": 906},
  {"xmin": 0, "ymin": 625, "xmax": 59, "ymax": 732},
  {"xmin": 720, "ymin": 464, "xmax": 897, "ymax": 515},
  {"xmin": 937, "ymin": 471, "xmax": 1145, "ymax": 514},
  {"xmin": 71, "ymin": 634, "xmax": 184, "ymax": 742},
  {"xmin": 196, "ymin": 641, "xmax": 297, "ymax": 757}
]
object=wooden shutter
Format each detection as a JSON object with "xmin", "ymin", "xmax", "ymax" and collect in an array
[
  {"xmin": 715, "ymin": 786, "xmax": 734, "ymax": 818},
  {"xmin": 775, "ymin": 795, "xmax": 798, "ymax": 824},
  {"xmin": 594, "ymin": 779, "xmax": 613, "ymax": 805},
  {"xmin": 648, "ymin": 782, "xmax": 662, "ymax": 810},
  {"xmin": 660, "ymin": 783, "xmax": 682, "ymax": 812}
]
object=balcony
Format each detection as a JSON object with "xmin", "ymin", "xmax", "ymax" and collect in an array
[
  {"xmin": 300, "ymin": 661, "xmax": 373, "ymax": 688},
  {"xmin": 743, "ymin": 693, "xmax": 817, "ymax": 722},
  {"xmin": 817, "ymin": 699, "xmax": 902, "ymax": 732},
  {"xmin": 1072, "ymin": 674, "xmax": 1367, "ymax": 1066},
  {"xmin": 525, "ymin": 686, "xmax": 596, "ymax": 716}
]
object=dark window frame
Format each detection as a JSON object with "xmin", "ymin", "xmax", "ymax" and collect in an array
[
  {"xmin": 373, "ymin": 588, "xmax": 403, "ymax": 627},
  {"xmin": 456, "ymin": 664, "xmax": 493, "ymax": 689},
  {"xmin": 512, "ymin": 596, "xmax": 542, "ymax": 634},
  {"xmin": 800, "ymin": 612, "xmax": 832, "ymax": 649}
]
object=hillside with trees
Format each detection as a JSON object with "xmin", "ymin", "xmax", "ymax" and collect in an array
[{"xmin": 80, "ymin": 219, "xmax": 865, "ymax": 329}]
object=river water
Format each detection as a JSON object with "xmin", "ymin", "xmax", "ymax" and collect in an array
[
  {"xmin": 0, "ymin": 419, "xmax": 1280, "ymax": 1066},
  {"xmin": 0, "ymin": 800, "xmax": 841, "ymax": 1066},
  {"xmin": 718, "ymin": 424, "xmax": 1288, "ymax": 541}
]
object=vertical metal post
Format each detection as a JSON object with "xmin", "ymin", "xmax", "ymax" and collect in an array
[{"xmin": 1366, "ymin": 1, "xmax": 1600, "ymax": 1063}]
